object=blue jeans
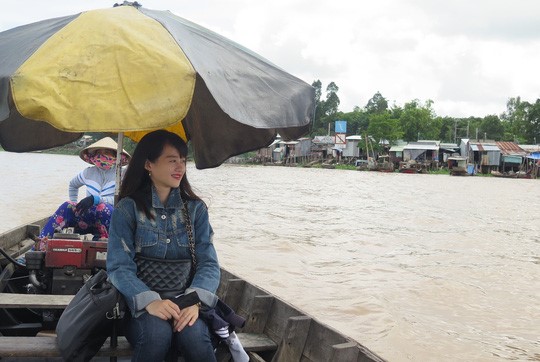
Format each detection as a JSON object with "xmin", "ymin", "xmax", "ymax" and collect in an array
[{"xmin": 125, "ymin": 312, "xmax": 216, "ymax": 362}]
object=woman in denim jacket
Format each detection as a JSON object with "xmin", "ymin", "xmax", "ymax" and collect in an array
[{"xmin": 107, "ymin": 130, "xmax": 220, "ymax": 362}]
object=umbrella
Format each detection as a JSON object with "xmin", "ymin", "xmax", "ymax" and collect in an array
[{"xmin": 0, "ymin": 2, "xmax": 315, "ymax": 169}]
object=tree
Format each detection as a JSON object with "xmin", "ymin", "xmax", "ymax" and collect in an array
[
  {"xmin": 365, "ymin": 91, "xmax": 388, "ymax": 114},
  {"xmin": 323, "ymin": 82, "xmax": 340, "ymax": 116},
  {"xmin": 479, "ymin": 115, "xmax": 504, "ymax": 141},
  {"xmin": 310, "ymin": 81, "xmax": 341, "ymax": 136},
  {"xmin": 398, "ymin": 99, "xmax": 438, "ymax": 141},
  {"xmin": 501, "ymin": 97, "xmax": 527, "ymax": 142},
  {"xmin": 340, "ymin": 109, "xmax": 369, "ymax": 136},
  {"xmin": 312, "ymin": 80, "xmax": 322, "ymax": 102},
  {"xmin": 367, "ymin": 113, "xmax": 403, "ymax": 146},
  {"xmin": 311, "ymin": 80, "xmax": 325, "ymax": 134},
  {"xmin": 437, "ymin": 116, "xmax": 456, "ymax": 143},
  {"xmin": 523, "ymin": 99, "xmax": 540, "ymax": 144}
]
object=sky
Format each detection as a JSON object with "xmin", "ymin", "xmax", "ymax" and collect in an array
[{"xmin": 1, "ymin": 0, "xmax": 540, "ymax": 118}]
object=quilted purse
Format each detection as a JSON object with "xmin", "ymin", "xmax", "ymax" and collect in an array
[{"xmin": 135, "ymin": 198, "xmax": 197, "ymax": 299}]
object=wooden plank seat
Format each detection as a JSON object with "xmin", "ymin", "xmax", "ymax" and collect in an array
[
  {"xmin": 0, "ymin": 336, "xmax": 132, "ymax": 358},
  {"xmin": 0, "ymin": 293, "xmax": 277, "ymax": 359},
  {"xmin": 0, "ymin": 334, "xmax": 277, "ymax": 358},
  {"xmin": 0, "ymin": 293, "xmax": 74, "ymax": 309}
]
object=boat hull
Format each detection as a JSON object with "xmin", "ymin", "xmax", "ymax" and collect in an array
[{"xmin": 0, "ymin": 218, "xmax": 384, "ymax": 361}]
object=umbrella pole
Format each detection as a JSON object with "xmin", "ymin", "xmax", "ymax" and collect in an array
[{"xmin": 114, "ymin": 132, "xmax": 124, "ymax": 206}]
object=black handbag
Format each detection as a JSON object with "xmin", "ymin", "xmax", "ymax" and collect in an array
[
  {"xmin": 56, "ymin": 269, "xmax": 125, "ymax": 362},
  {"xmin": 135, "ymin": 198, "xmax": 198, "ymax": 300},
  {"xmin": 135, "ymin": 255, "xmax": 192, "ymax": 299}
]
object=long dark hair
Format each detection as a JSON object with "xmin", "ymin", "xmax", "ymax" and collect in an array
[{"xmin": 119, "ymin": 130, "xmax": 201, "ymax": 219}]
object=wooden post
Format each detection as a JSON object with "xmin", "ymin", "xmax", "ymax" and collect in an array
[
  {"xmin": 330, "ymin": 342, "xmax": 359, "ymax": 361},
  {"xmin": 243, "ymin": 295, "xmax": 274, "ymax": 333},
  {"xmin": 220, "ymin": 278, "xmax": 245, "ymax": 311},
  {"xmin": 271, "ymin": 316, "xmax": 311, "ymax": 362}
]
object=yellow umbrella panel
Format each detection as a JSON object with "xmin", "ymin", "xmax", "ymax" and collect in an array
[
  {"xmin": 11, "ymin": 6, "xmax": 195, "ymax": 135},
  {"xmin": 0, "ymin": 4, "xmax": 314, "ymax": 169}
]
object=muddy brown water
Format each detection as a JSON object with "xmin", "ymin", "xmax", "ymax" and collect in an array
[{"xmin": 1, "ymin": 152, "xmax": 538, "ymax": 361}]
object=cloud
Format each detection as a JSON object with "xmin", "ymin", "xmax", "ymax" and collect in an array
[{"xmin": 1, "ymin": 0, "xmax": 540, "ymax": 118}]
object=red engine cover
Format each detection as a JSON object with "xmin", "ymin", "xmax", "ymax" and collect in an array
[{"xmin": 45, "ymin": 239, "xmax": 108, "ymax": 269}]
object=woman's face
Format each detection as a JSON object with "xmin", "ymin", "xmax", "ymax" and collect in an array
[{"xmin": 145, "ymin": 143, "xmax": 186, "ymax": 190}]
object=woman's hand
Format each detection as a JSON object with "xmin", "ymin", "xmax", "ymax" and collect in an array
[
  {"xmin": 173, "ymin": 304, "xmax": 199, "ymax": 332},
  {"xmin": 75, "ymin": 195, "xmax": 94, "ymax": 215},
  {"xmin": 145, "ymin": 299, "xmax": 181, "ymax": 321}
]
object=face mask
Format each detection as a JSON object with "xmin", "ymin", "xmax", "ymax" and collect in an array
[{"xmin": 90, "ymin": 153, "xmax": 116, "ymax": 170}]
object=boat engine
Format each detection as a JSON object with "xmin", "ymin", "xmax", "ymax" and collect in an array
[
  {"xmin": 24, "ymin": 234, "xmax": 107, "ymax": 295},
  {"xmin": 0, "ymin": 232, "xmax": 108, "ymax": 335}
]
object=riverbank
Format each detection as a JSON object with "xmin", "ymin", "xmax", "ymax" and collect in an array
[{"xmin": 4, "ymin": 140, "xmax": 535, "ymax": 178}]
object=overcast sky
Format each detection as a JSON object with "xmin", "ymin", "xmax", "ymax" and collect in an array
[{"xmin": 1, "ymin": 0, "xmax": 540, "ymax": 118}]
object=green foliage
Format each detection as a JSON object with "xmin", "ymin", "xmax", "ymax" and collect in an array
[
  {"xmin": 501, "ymin": 97, "xmax": 527, "ymax": 142},
  {"xmin": 399, "ymin": 99, "xmax": 438, "ymax": 141},
  {"xmin": 310, "ymin": 80, "xmax": 341, "ymax": 136},
  {"xmin": 367, "ymin": 113, "xmax": 403, "ymax": 145},
  {"xmin": 479, "ymin": 115, "xmax": 504, "ymax": 140},
  {"xmin": 339, "ymin": 109, "xmax": 369, "ymax": 135},
  {"xmin": 334, "ymin": 164, "xmax": 357, "ymax": 170},
  {"xmin": 428, "ymin": 168, "xmax": 450, "ymax": 175},
  {"xmin": 437, "ymin": 116, "xmax": 455, "ymax": 142},
  {"xmin": 365, "ymin": 91, "xmax": 388, "ymax": 114},
  {"xmin": 511, "ymin": 98, "xmax": 540, "ymax": 144},
  {"xmin": 524, "ymin": 99, "xmax": 540, "ymax": 144},
  {"xmin": 308, "ymin": 82, "xmax": 539, "ymax": 144}
]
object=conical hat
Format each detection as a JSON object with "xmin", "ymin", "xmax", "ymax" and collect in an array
[{"xmin": 79, "ymin": 137, "xmax": 131, "ymax": 166}]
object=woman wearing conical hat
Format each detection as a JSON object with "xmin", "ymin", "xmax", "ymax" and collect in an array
[{"xmin": 36, "ymin": 137, "xmax": 131, "ymax": 245}]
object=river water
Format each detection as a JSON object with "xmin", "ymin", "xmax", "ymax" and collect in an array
[{"xmin": 1, "ymin": 152, "xmax": 539, "ymax": 362}]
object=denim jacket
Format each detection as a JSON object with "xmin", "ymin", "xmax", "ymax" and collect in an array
[{"xmin": 106, "ymin": 186, "xmax": 220, "ymax": 317}]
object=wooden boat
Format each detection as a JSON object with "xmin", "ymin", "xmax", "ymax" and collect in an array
[
  {"xmin": 0, "ymin": 218, "xmax": 384, "ymax": 361},
  {"xmin": 490, "ymin": 170, "xmax": 531, "ymax": 179},
  {"xmin": 398, "ymin": 161, "xmax": 419, "ymax": 174},
  {"xmin": 370, "ymin": 156, "xmax": 394, "ymax": 173}
]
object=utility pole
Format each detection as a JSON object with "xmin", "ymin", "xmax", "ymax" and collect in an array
[{"xmin": 454, "ymin": 119, "xmax": 457, "ymax": 144}]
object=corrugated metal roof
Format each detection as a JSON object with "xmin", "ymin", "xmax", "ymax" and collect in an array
[
  {"xmin": 519, "ymin": 144, "xmax": 540, "ymax": 153},
  {"xmin": 470, "ymin": 143, "xmax": 499, "ymax": 152},
  {"xmin": 389, "ymin": 145, "xmax": 405, "ymax": 152},
  {"xmin": 496, "ymin": 141, "xmax": 527, "ymax": 155},
  {"xmin": 417, "ymin": 140, "xmax": 440, "ymax": 145},
  {"xmin": 440, "ymin": 143, "xmax": 458, "ymax": 148},
  {"xmin": 403, "ymin": 144, "xmax": 439, "ymax": 150},
  {"xmin": 440, "ymin": 143, "xmax": 460, "ymax": 152},
  {"xmin": 482, "ymin": 145, "xmax": 500, "ymax": 151},
  {"xmin": 313, "ymin": 136, "xmax": 333, "ymax": 144}
]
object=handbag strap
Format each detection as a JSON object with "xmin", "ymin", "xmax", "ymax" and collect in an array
[{"xmin": 181, "ymin": 197, "xmax": 197, "ymax": 271}]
